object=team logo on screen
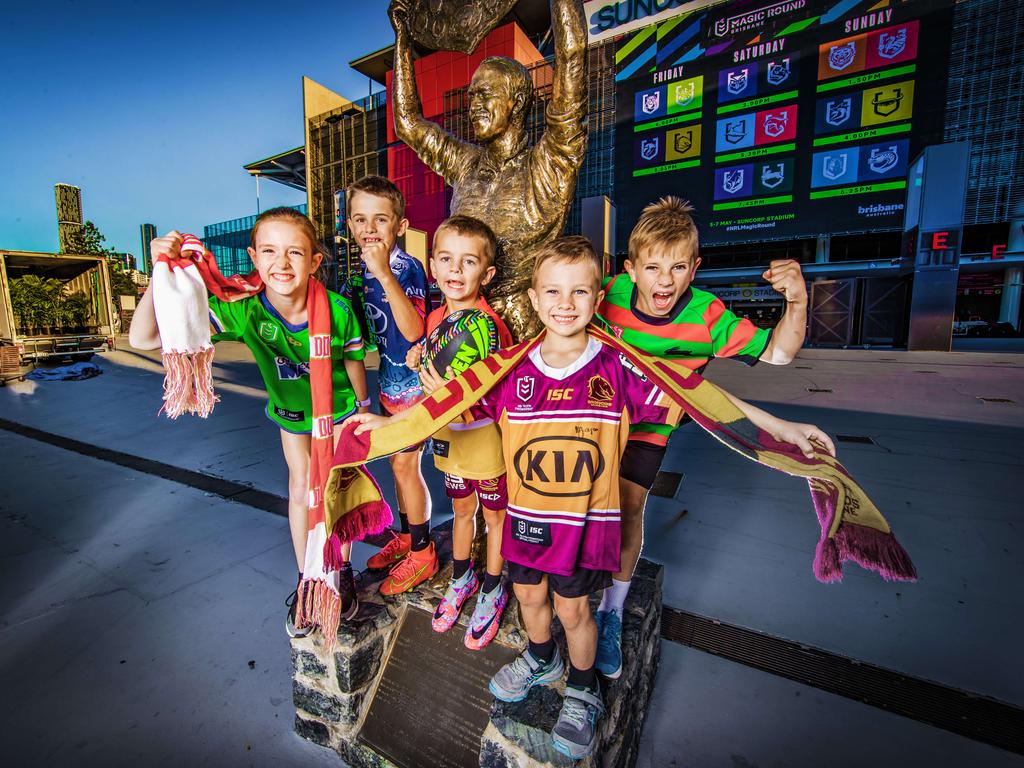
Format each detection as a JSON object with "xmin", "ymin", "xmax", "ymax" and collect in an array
[
  {"xmin": 825, "ymin": 98, "xmax": 852, "ymax": 126},
  {"xmin": 766, "ymin": 58, "xmax": 791, "ymax": 86},
  {"xmin": 724, "ymin": 120, "xmax": 748, "ymax": 144},
  {"xmin": 828, "ymin": 42, "xmax": 856, "ymax": 71},
  {"xmin": 878, "ymin": 28, "xmax": 907, "ymax": 59},
  {"xmin": 673, "ymin": 130, "xmax": 694, "ymax": 154},
  {"xmin": 868, "ymin": 146, "xmax": 899, "ymax": 174},
  {"xmin": 761, "ymin": 163, "xmax": 785, "ymax": 189},
  {"xmin": 642, "ymin": 92, "xmax": 661, "ymax": 114},
  {"xmin": 762, "ymin": 111, "xmax": 788, "ymax": 138},
  {"xmin": 516, "ymin": 375, "xmax": 535, "ymax": 403},
  {"xmin": 723, "ymin": 169, "xmax": 746, "ymax": 194},
  {"xmin": 674, "ymin": 82, "xmax": 696, "ymax": 108},
  {"xmin": 822, "ymin": 154, "xmax": 848, "ymax": 180},
  {"xmin": 727, "ymin": 68, "xmax": 749, "ymax": 95},
  {"xmin": 640, "ymin": 137, "xmax": 659, "ymax": 160},
  {"xmin": 871, "ymin": 87, "xmax": 904, "ymax": 117}
]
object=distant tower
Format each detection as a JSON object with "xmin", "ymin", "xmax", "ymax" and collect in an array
[
  {"xmin": 140, "ymin": 223, "xmax": 157, "ymax": 274},
  {"xmin": 55, "ymin": 184, "xmax": 84, "ymax": 253}
]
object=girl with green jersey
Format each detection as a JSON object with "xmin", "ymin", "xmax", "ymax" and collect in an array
[{"xmin": 130, "ymin": 207, "xmax": 370, "ymax": 636}]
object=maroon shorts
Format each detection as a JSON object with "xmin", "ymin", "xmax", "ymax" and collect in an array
[{"xmin": 442, "ymin": 473, "xmax": 508, "ymax": 511}]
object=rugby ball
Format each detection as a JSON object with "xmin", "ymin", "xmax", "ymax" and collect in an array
[{"xmin": 425, "ymin": 309, "xmax": 498, "ymax": 378}]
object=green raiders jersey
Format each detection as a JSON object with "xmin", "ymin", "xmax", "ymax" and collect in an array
[
  {"xmin": 209, "ymin": 291, "xmax": 365, "ymax": 432},
  {"xmin": 596, "ymin": 273, "xmax": 771, "ymax": 443}
]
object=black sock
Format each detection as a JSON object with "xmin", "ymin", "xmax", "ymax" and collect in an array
[
  {"xmin": 453, "ymin": 558, "xmax": 471, "ymax": 580},
  {"xmin": 567, "ymin": 663, "xmax": 597, "ymax": 691},
  {"xmin": 528, "ymin": 638, "xmax": 555, "ymax": 664},
  {"xmin": 409, "ymin": 522, "xmax": 430, "ymax": 551},
  {"xmin": 482, "ymin": 572, "xmax": 502, "ymax": 594},
  {"xmin": 399, "ymin": 512, "xmax": 410, "ymax": 535}
]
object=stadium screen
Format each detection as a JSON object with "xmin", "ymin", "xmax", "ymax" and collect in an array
[{"xmin": 614, "ymin": 0, "xmax": 953, "ymax": 245}]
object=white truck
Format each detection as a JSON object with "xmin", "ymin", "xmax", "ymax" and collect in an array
[{"xmin": 0, "ymin": 249, "xmax": 116, "ymax": 379}]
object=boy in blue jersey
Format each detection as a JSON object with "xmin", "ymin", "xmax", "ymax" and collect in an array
[{"xmin": 345, "ymin": 175, "xmax": 437, "ymax": 593}]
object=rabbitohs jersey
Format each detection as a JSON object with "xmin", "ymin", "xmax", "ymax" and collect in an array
[
  {"xmin": 596, "ymin": 274, "xmax": 771, "ymax": 445},
  {"xmin": 209, "ymin": 291, "xmax": 365, "ymax": 432},
  {"xmin": 472, "ymin": 336, "xmax": 677, "ymax": 576}
]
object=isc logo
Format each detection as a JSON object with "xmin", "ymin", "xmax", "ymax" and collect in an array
[
  {"xmin": 512, "ymin": 436, "xmax": 606, "ymax": 497},
  {"xmin": 546, "ymin": 388, "xmax": 574, "ymax": 401}
]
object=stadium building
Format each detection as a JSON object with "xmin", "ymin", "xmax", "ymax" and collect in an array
[{"xmin": 240, "ymin": 0, "xmax": 1022, "ymax": 349}]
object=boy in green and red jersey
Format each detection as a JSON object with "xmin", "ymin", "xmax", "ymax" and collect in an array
[{"xmin": 593, "ymin": 196, "xmax": 808, "ymax": 678}]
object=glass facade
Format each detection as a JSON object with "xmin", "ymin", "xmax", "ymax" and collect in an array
[
  {"xmin": 307, "ymin": 91, "xmax": 388, "ymax": 288},
  {"xmin": 203, "ymin": 204, "xmax": 307, "ymax": 278}
]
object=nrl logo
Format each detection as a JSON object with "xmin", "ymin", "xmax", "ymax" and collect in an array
[
  {"xmin": 871, "ymin": 87, "xmax": 904, "ymax": 117},
  {"xmin": 673, "ymin": 130, "xmax": 694, "ymax": 154},
  {"xmin": 642, "ymin": 91, "xmax": 661, "ymax": 114},
  {"xmin": 724, "ymin": 120, "xmax": 747, "ymax": 144},
  {"xmin": 766, "ymin": 58, "xmax": 791, "ymax": 86},
  {"xmin": 259, "ymin": 322, "xmax": 278, "ymax": 342},
  {"xmin": 868, "ymin": 145, "xmax": 899, "ymax": 174},
  {"xmin": 761, "ymin": 163, "xmax": 785, "ymax": 189},
  {"xmin": 727, "ymin": 68, "xmax": 749, "ymax": 95},
  {"xmin": 516, "ymin": 375, "xmax": 535, "ymax": 403},
  {"xmin": 674, "ymin": 82, "xmax": 695, "ymax": 107},
  {"xmin": 723, "ymin": 169, "xmax": 745, "ymax": 194},
  {"xmin": 640, "ymin": 137, "xmax": 659, "ymax": 161},
  {"xmin": 878, "ymin": 28, "xmax": 907, "ymax": 59},
  {"xmin": 762, "ymin": 111, "xmax": 788, "ymax": 138},
  {"xmin": 822, "ymin": 153, "xmax": 848, "ymax": 181},
  {"xmin": 825, "ymin": 97, "xmax": 851, "ymax": 126},
  {"xmin": 828, "ymin": 42, "xmax": 856, "ymax": 71}
]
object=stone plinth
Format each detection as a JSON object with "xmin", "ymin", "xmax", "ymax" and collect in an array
[{"xmin": 292, "ymin": 521, "xmax": 663, "ymax": 767}]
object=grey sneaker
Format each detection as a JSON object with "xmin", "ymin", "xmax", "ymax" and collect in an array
[
  {"xmin": 488, "ymin": 648, "xmax": 565, "ymax": 702},
  {"xmin": 551, "ymin": 683, "xmax": 605, "ymax": 759}
]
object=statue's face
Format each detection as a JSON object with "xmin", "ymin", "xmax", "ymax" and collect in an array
[{"xmin": 468, "ymin": 64, "xmax": 519, "ymax": 141}]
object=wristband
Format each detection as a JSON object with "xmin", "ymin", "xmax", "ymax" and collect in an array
[{"xmin": 355, "ymin": 397, "xmax": 372, "ymax": 408}]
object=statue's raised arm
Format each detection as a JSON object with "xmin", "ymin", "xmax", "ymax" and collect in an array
[{"xmin": 390, "ymin": 0, "xmax": 589, "ymax": 340}]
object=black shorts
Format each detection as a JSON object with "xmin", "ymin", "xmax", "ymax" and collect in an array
[
  {"xmin": 507, "ymin": 561, "xmax": 612, "ymax": 599},
  {"xmin": 619, "ymin": 440, "xmax": 668, "ymax": 489}
]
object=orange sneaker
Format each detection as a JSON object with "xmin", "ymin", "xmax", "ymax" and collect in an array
[
  {"xmin": 379, "ymin": 543, "xmax": 439, "ymax": 596},
  {"xmin": 367, "ymin": 531, "xmax": 411, "ymax": 570}
]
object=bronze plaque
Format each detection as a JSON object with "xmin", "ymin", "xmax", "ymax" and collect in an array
[
  {"xmin": 399, "ymin": 0, "xmax": 518, "ymax": 53},
  {"xmin": 359, "ymin": 605, "xmax": 519, "ymax": 767}
]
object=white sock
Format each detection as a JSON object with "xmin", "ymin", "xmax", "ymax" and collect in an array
[{"xmin": 598, "ymin": 578, "xmax": 631, "ymax": 617}]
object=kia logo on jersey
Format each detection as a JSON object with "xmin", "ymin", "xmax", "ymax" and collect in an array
[{"xmin": 513, "ymin": 436, "xmax": 606, "ymax": 497}]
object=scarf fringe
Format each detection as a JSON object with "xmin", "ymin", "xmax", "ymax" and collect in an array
[
  {"xmin": 160, "ymin": 347, "xmax": 217, "ymax": 419},
  {"xmin": 815, "ymin": 522, "xmax": 919, "ymax": 583},
  {"xmin": 295, "ymin": 577, "xmax": 341, "ymax": 653},
  {"xmin": 323, "ymin": 500, "xmax": 394, "ymax": 572}
]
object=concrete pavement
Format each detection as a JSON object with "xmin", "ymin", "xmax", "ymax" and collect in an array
[{"xmin": 0, "ymin": 340, "xmax": 1021, "ymax": 766}]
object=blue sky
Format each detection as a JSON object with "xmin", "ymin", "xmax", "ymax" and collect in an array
[{"xmin": 1, "ymin": 0, "xmax": 393, "ymax": 258}]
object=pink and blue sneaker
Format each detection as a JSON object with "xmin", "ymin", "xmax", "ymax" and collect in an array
[
  {"xmin": 432, "ymin": 567, "xmax": 479, "ymax": 633},
  {"xmin": 464, "ymin": 581, "xmax": 508, "ymax": 650}
]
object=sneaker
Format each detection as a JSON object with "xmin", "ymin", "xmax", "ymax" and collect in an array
[
  {"xmin": 338, "ymin": 567, "xmax": 360, "ymax": 622},
  {"xmin": 551, "ymin": 683, "xmax": 605, "ymax": 759},
  {"xmin": 464, "ymin": 582, "xmax": 508, "ymax": 651},
  {"xmin": 432, "ymin": 567, "xmax": 479, "ymax": 633},
  {"xmin": 367, "ymin": 531, "xmax": 411, "ymax": 570},
  {"xmin": 488, "ymin": 648, "xmax": 565, "ymax": 702},
  {"xmin": 284, "ymin": 586, "xmax": 313, "ymax": 639},
  {"xmin": 594, "ymin": 610, "xmax": 623, "ymax": 679},
  {"xmin": 379, "ymin": 542, "xmax": 439, "ymax": 596}
]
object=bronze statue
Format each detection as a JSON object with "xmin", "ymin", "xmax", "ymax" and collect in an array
[{"xmin": 390, "ymin": 0, "xmax": 588, "ymax": 340}]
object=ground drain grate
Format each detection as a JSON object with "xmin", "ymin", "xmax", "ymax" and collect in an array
[
  {"xmin": 0, "ymin": 417, "xmax": 392, "ymax": 547},
  {"xmin": 660, "ymin": 607, "xmax": 1024, "ymax": 755},
  {"xmin": 806, "ymin": 387, "xmax": 833, "ymax": 393},
  {"xmin": 649, "ymin": 471, "xmax": 683, "ymax": 499},
  {"xmin": 914, "ymin": 370, "xmax": 938, "ymax": 374},
  {"xmin": 794, "ymin": 365, "xmax": 813, "ymax": 369},
  {"xmin": 978, "ymin": 397, "xmax": 1014, "ymax": 404},
  {"xmin": 836, "ymin": 434, "xmax": 875, "ymax": 445}
]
